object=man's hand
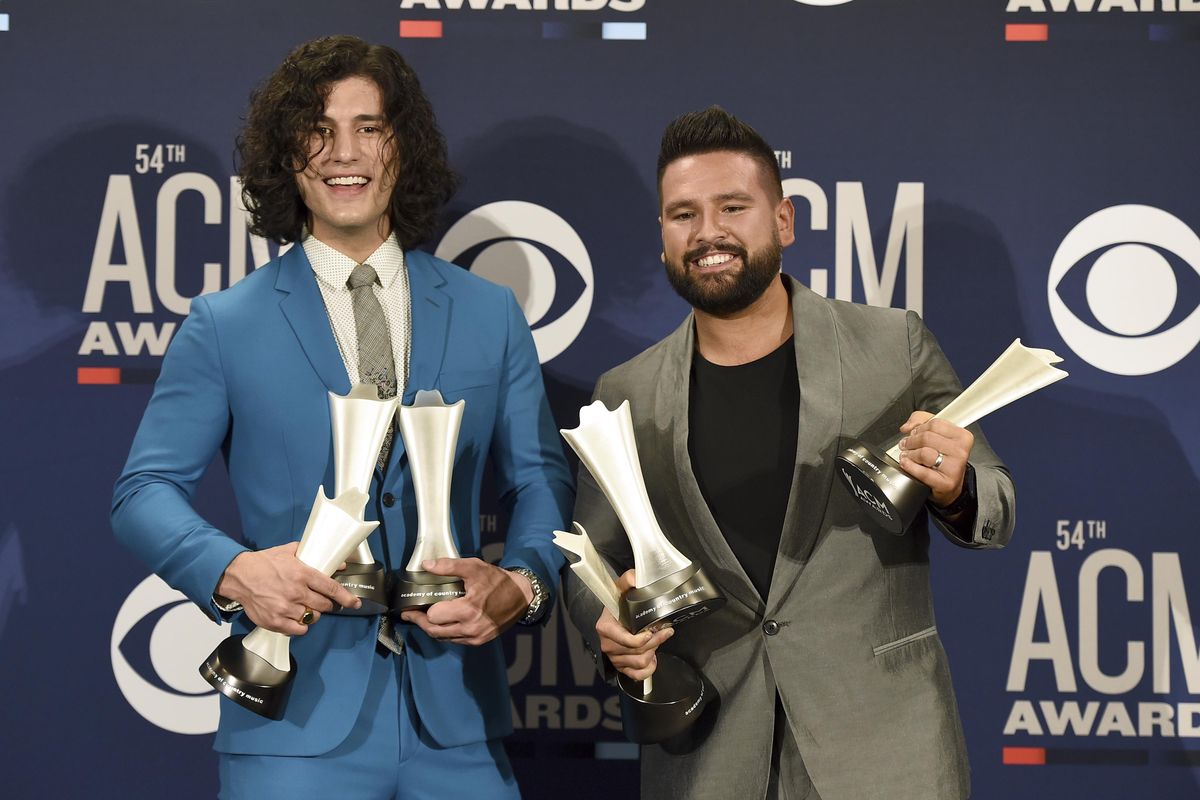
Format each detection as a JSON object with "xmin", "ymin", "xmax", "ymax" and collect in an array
[
  {"xmin": 400, "ymin": 558, "xmax": 531, "ymax": 646},
  {"xmin": 897, "ymin": 411, "xmax": 975, "ymax": 508},
  {"xmin": 215, "ymin": 542, "xmax": 361, "ymax": 636},
  {"xmin": 596, "ymin": 570, "xmax": 674, "ymax": 681}
]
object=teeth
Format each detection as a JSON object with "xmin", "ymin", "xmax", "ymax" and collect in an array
[
  {"xmin": 325, "ymin": 176, "xmax": 368, "ymax": 186},
  {"xmin": 697, "ymin": 253, "xmax": 734, "ymax": 267}
]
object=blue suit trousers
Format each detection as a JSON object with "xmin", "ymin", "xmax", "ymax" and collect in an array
[{"xmin": 218, "ymin": 648, "xmax": 521, "ymax": 800}]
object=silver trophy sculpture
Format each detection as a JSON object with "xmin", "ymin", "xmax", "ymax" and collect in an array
[
  {"xmin": 328, "ymin": 384, "xmax": 399, "ymax": 615},
  {"xmin": 199, "ymin": 384, "xmax": 392, "ymax": 719},
  {"xmin": 555, "ymin": 522, "xmax": 715, "ymax": 744},
  {"xmin": 390, "ymin": 390, "xmax": 468, "ymax": 612},
  {"xmin": 837, "ymin": 339, "xmax": 1068, "ymax": 534},
  {"xmin": 199, "ymin": 487, "xmax": 378, "ymax": 719},
  {"xmin": 559, "ymin": 400, "xmax": 723, "ymax": 743}
]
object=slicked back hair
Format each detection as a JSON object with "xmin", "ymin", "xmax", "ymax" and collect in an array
[
  {"xmin": 656, "ymin": 106, "xmax": 782, "ymax": 203},
  {"xmin": 237, "ymin": 35, "xmax": 457, "ymax": 249}
]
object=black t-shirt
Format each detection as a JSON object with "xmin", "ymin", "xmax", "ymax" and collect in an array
[{"xmin": 688, "ymin": 336, "xmax": 800, "ymax": 599}]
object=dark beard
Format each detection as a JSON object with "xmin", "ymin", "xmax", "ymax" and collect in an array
[{"xmin": 665, "ymin": 238, "xmax": 783, "ymax": 316}]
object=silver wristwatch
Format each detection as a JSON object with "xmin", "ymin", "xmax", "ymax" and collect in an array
[{"xmin": 506, "ymin": 566, "xmax": 549, "ymax": 625}]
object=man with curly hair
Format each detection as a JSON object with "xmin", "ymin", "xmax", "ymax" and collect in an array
[{"xmin": 113, "ymin": 36, "xmax": 572, "ymax": 798}]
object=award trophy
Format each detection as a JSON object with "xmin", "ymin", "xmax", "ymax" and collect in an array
[
  {"xmin": 559, "ymin": 400, "xmax": 724, "ymax": 743},
  {"xmin": 199, "ymin": 488, "xmax": 378, "ymax": 719},
  {"xmin": 200, "ymin": 385, "xmax": 390, "ymax": 718},
  {"xmin": 555, "ymin": 522, "xmax": 716, "ymax": 744},
  {"xmin": 328, "ymin": 384, "xmax": 399, "ymax": 615},
  {"xmin": 390, "ymin": 390, "xmax": 469, "ymax": 612},
  {"xmin": 837, "ymin": 338, "xmax": 1068, "ymax": 534}
]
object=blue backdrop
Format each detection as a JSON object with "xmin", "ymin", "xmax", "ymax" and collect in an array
[{"xmin": 1, "ymin": 1, "xmax": 1198, "ymax": 797}]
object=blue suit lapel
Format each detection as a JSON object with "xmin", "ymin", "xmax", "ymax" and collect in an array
[
  {"xmin": 402, "ymin": 250, "xmax": 451, "ymax": 402},
  {"xmin": 384, "ymin": 249, "xmax": 451, "ymax": 480},
  {"xmin": 276, "ymin": 246, "xmax": 352, "ymax": 396}
]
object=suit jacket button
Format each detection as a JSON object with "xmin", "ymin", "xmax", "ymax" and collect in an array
[
  {"xmin": 762, "ymin": 619, "xmax": 780, "ymax": 636},
  {"xmin": 382, "ymin": 492, "xmax": 396, "ymax": 507}
]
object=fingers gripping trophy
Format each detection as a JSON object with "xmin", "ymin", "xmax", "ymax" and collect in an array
[
  {"xmin": 837, "ymin": 339, "xmax": 1068, "ymax": 533},
  {"xmin": 199, "ymin": 384, "xmax": 392, "ymax": 719},
  {"xmin": 557, "ymin": 400, "xmax": 724, "ymax": 743}
]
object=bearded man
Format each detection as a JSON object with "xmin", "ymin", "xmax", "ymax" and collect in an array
[{"xmin": 563, "ymin": 106, "xmax": 1015, "ymax": 800}]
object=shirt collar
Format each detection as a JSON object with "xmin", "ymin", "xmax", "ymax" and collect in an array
[{"xmin": 303, "ymin": 233, "xmax": 406, "ymax": 291}]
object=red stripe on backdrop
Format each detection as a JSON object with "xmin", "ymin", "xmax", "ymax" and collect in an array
[
  {"xmin": 399, "ymin": 20, "xmax": 443, "ymax": 39},
  {"xmin": 77, "ymin": 367, "xmax": 121, "ymax": 384},
  {"xmin": 1003, "ymin": 747, "xmax": 1047, "ymax": 765},
  {"xmin": 1006, "ymin": 24, "xmax": 1049, "ymax": 42}
]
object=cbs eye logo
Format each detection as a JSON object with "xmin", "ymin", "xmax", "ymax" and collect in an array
[
  {"xmin": 111, "ymin": 574, "xmax": 228, "ymax": 734},
  {"xmin": 436, "ymin": 201, "xmax": 593, "ymax": 365},
  {"xmin": 1048, "ymin": 205, "xmax": 1200, "ymax": 376},
  {"xmin": 791, "ymin": 0, "xmax": 855, "ymax": 5}
]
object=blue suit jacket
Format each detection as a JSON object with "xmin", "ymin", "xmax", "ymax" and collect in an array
[{"xmin": 112, "ymin": 245, "xmax": 573, "ymax": 756}]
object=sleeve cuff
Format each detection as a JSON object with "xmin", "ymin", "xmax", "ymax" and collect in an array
[
  {"xmin": 929, "ymin": 463, "xmax": 978, "ymax": 542},
  {"xmin": 211, "ymin": 593, "xmax": 243, "ymax": 621}
]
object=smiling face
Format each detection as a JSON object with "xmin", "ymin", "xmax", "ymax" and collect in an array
[
  {"xmin": 659, "ymin": 150, "xmax": 795, "ymax": 316},
  {"xmin": 295, "ymin": 75, "xmax": 397, "ymax": 260}
]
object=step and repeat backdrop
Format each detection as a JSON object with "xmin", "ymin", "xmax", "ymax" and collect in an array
[{"xmin": 1, "ymin": 1, "xmax": 1198, "ymax": 798}]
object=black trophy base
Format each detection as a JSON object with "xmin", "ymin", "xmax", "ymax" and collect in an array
[
  {"xmin": 835, "ymin": 440, "xmax": 930, "ymax": 535},
  {"xmin": 200, "ymin": 635, "xmax": 295, "ymax": 720},
  {"xmin": 620, "ymin": 562, "xmax": 725, "ymax": 633},
  {"xmin": 390, "ymin": 571, "xmax": 467, "ymax": 613},
  {"xmin": 616, "ymin": 653, "xmax": 715, "ymax": 744},
  {"xmin": 330, "ymin": 561, "xmax": 389, "ymax": 616}
]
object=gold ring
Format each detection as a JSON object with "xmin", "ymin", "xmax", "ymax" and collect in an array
[
  {"xmin": 300, "ymin": 608, "xmax": 316, "ymax": 625},
  {"xmin": 932, "ymin": 452, "xmax": 944, "ymax": 470}
]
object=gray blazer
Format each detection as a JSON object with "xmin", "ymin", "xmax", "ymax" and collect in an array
[{"xmin": 564, "ymin": 275, "xmax": 1015, "ymax": 800}]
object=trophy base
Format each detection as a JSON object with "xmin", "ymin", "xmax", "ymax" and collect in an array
[
  {"xmin": 199, "ymin": 635, "xmax": 294, "ymax": 720},
  {"xmin": 330, "ymin": 561, "xmax": 389, "ymax": 616},
  {"xmin": 390, "ymin": 571, "xmax": 467, "ymax": 613},
  {"xmin": 835, "ymin": 440, "xmax": 929, "ymax": 535},
  {"xmin": 620, "ymin": 562, "xmax": 725, "ymax": 633},
  {"xmin": 616, "ymin": 653, "xmax": 715, "ymax": 744}
]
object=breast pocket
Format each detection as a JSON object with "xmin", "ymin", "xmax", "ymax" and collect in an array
[
  {"xmin": 437, "ymin": 367, "xmax": 501, "ymax": 396},
  {"xmin": 435, "ymin": 367, "xmax": 501, "ymax": 441},
  {"xmin": 873, "ymin": 625, "xmax": 938, "ymax": 657}
]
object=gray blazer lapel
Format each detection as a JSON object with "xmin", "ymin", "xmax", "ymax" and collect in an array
[
  {"xmin": 766, "ymin": 276, "xmax": 843, "ymax": 612},
  {"xmin": 659, "ymin": 317, "xmax": 764, "ymax": 615}
]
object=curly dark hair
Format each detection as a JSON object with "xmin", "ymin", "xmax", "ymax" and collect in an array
[
  {"xmin": 657, "ymin": 106, "xmax": 782, "ymax": 202},
  {"xmin": 237, "ymin": 35, "xmax": 457, "ymax": 249}
]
